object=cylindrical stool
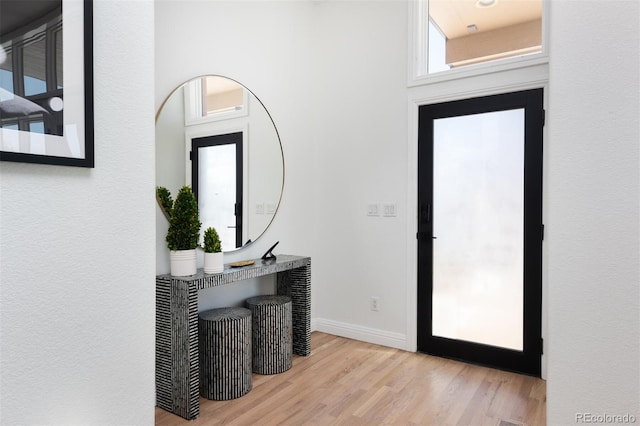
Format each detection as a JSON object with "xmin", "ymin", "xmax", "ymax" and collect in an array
[
  {"xmin": 245, "ymin": 295, "xmax": 292, "ymax": 375},
  {"xmin": 198, "ymin": 307, "xmax": 252, "ymax": 400}
]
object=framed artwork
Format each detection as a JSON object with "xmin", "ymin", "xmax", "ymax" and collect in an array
[{"xmin": 0, "ymin": 0, "xmax": 94, "ymax": 167}]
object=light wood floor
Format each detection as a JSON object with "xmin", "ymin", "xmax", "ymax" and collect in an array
[{"xmin": 155, "ymin": 332, "xmax": 546, "ymax": 426}]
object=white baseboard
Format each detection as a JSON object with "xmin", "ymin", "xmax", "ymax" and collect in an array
[{"xmin": 313, "ymin": 318, "xmax": 408, "ymax": 351}]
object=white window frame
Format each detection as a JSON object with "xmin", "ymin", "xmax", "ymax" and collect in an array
[
  {"xmin": 183, "ymin": 77, "xmax": 249, "ymax": 126},
  {"xmin": 408, "ymin": 0, "xmax": 550, "ymax": 86}
]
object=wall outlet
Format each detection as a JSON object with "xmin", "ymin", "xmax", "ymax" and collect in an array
[
  {"xmin": 256, "ymin": 203, "xmax": 264, "ymax": 214},
  {"xmin": 367, "ymin": 204, "xmax": 380, "ymax": 216},
  {"xmin": 370, "ymin": 296, "xmax": 380, "ymax": 311}
]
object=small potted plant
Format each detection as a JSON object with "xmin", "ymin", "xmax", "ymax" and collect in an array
[
  {"xmin": 159, "ymin": 185, "xmax": 201, "ymax": 276},
  {"xmin": 203, "ymin": 226, "xmax": 224, "ymax": 274}
]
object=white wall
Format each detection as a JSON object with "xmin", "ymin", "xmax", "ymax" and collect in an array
[
  {"xmin": 155, "ymin": 1, "xmax": 317, "ymax": 308},
  {"xmin": 308, "ymin": 1, "xmax": 409, "ymax": 345},
  {"xmin": 0, "ymin": 1, "xmax": 156, "ymax": 424},
  {"xmin": 546, "ymin": 0, "xmax": 639, "ymax": 422},
  {"xmin": 155, "ymin": 0, "xmax": 409, "ymax": 342}
]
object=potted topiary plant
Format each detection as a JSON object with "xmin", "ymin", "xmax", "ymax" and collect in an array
[
  {"xmin": 159, "ymin": 185, "xmax": 201, "ymax": 276},
  {"xmin": 203, "ymin": 226, "xmax": 223, "ymax": 274}
]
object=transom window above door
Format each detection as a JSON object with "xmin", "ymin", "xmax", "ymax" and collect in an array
[{"xmin": 412, "ymin": 0, "xmax": 545, "ymax": 79}]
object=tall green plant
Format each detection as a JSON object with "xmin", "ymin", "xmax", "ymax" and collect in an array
[
  {"xmin": 203, "ymin": 227, "xmax": 222, "ymax": 253},
  {"xmin": 166, "ymin": 186, "xmax": 201, "ymax": 251}
]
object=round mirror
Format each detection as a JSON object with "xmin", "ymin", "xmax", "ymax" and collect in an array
[{"xmin": 156, "ymin": 75, "xmax": 284, "ymax": 252}]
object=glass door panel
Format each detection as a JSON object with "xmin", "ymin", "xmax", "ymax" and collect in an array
[
  {"xmin": 432, "ymin": 110, "xmax": 524, "ymax": 351},
  {"xmin": 198, "ymin": 144, "xmax": 237, "ymax": 250}
]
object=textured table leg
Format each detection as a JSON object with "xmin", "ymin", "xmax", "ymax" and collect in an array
[
  {"xmin": 277, "ymin": 260, "xmax": 311, "ymax": 356},
  {"xmin": 156, "ymin": 277, "xmax": 200, "ymax": 420},
  {"xmin": 156, "ymin": 277, "xmax": 172, "ymax": 414}
]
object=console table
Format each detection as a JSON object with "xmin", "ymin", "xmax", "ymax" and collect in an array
[{"xmin": 156, "ymin": 255, "xmax": 311, "ymax": 420}]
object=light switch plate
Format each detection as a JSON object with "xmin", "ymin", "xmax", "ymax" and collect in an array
[
  {"xmin": 383, "ymin": 203, "xmax": 397, "ymax": 217},
  {"xmin": 367, "ymin": 204, "xmax": 380, "ymax": 216}
]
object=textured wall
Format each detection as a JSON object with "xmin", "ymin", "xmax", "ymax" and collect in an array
[
  {"xmin": 546, "ymin": 0, "xmax": 640, "ymax": 422},
  {"xmin": 0, "ymin": 1, "xmax": 156, "ymax": 424}
]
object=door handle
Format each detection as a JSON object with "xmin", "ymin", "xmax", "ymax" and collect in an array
[{"xmin": 416, "ymin": 232, "xmax": 437, "ymax": 241}]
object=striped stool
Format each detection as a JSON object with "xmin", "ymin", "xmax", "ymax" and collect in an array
[
  {"xmin": 198, "ymin": 307, "xmax": 252, "ymax": 400},
  {"xmin": 245, "ymin": 295, "xmax": 292, "ymax": 374}
]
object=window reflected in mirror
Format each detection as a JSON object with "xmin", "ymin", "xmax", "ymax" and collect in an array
[
  {"xmin": 184, "ymin": 76, "xmax": 247, "ymax": 125},
  {"xmin": 427, "ymin": 0, "xmax": 542, "ymax": 74},
  {"xmin": 203, "ymin": 76, "xmax": 244, "ymax": 116}
]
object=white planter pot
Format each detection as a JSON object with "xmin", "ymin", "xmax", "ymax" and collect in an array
[
  {"xmin": 170, "ymin": 249, "xmax": 197, "ymax": 276},
  {"xmin": 204, "ymin": 252, "xmax": 224, "ymax": 274}
]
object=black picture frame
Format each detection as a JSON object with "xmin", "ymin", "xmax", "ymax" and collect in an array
[{"xmin": 0, "ymin": 0, "xmax": 94, "ymax": 168}]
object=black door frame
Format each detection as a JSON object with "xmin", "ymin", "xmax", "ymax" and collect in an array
[
  {"xmin": 417, "ymin": 89, "xmax": 544, "ymax": 376},
  {"xmin": 191, "ymin": 132, "xmax": 243, "ymax": 249}
]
